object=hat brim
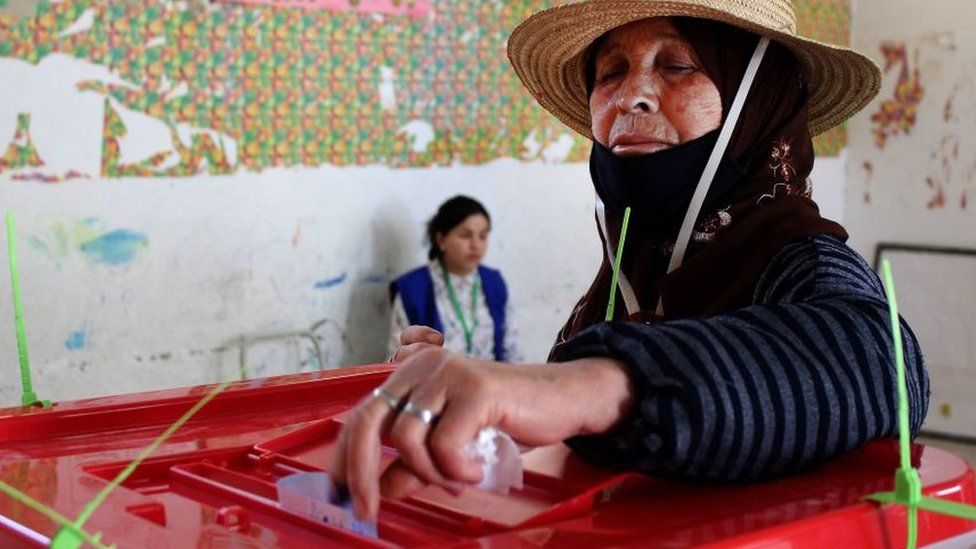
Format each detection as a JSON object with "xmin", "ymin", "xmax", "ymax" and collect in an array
[{"xmin": 507, "ymin": 1, "xmax": 881, "ymax": 138}]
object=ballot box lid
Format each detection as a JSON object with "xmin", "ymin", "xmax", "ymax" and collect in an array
[{"xmin": 1, "ymin": 365, "xmax": 973, "ymax": 548}]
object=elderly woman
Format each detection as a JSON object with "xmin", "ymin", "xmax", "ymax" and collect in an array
[{"xmin": 334, "ymin": 0, "xmax": 929, "ymax": 520}]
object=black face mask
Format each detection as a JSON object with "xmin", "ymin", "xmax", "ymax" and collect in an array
[{"xmin": 590, "ymin": 130, "xmax": 744, "ymax": 235}]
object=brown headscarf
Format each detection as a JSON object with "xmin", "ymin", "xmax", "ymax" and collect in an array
[{"xmin": 551, "ymin": 18, "xmax": 848, "ymax": 358}]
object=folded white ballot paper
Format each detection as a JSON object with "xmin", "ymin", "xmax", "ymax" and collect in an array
[{"xmin": 464, "ymin": 427, "xmax": 525, "ymax": 494}]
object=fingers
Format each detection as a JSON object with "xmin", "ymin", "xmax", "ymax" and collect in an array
[
  {"xmin": 399, "ymin": 326, "xmax": 444, "ymax": 347},
  {"xmin": 391, "ymin": 326, "xmax": 444, "ymax": 363},
  {"xmin": 331, "ymin": 420, "xmax": 349, "ymax": 489},
  {"xmin": 331, "ymin": 388, "xmax": 382, "ymax": 489},
  {"xmin": 342, "ymin": 396, "xmax": 396, "ymax": 520},
  {"xmin": 389, "ymin": 352, "xmax": 491, "ymax": 484},
  {"xmin": 389, "ymin": 399, "xmax": 446, "ymax": 487},
  {"xmin": 335, "ymin": 348, "xmax": 504, "ymax": 520},
  {"xmin": 387, "ymin": 380, "xmax": 465, "ymax": 495},
  {"xmin": 428, "ymin": 393, "xmax": 489, "ymax": 484},
  {"xmin": 381, "ymin": 459, "xmax": 463, "ymax": 500},
  {"xmin": 380, "ymin": 460, "xmax": 427, "ymax": 499},
  {"xmin": 393, "ymin": 342, "xmax": 437, "ymax": 364},
  {"xmin": 334, "ymin": 347, "xmax": 447, "ymax": 520}
]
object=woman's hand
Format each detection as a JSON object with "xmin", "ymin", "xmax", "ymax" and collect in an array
[
  {"xmin": 390, "ymin": 326, "xmax": 445, "ymax": 363},
  {"xmin": 332, "ymin": 347, "xmax": 635, "ymax": 520}
]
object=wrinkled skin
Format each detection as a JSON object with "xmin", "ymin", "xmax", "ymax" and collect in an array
[{"xmin": 589, "ymin": 18, "xmax": 722, "ymax": 156}]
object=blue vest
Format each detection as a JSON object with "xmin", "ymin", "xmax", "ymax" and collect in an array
[{"xmin": 391, "ymin": 265, "xmax": 508, "ymax": 361}]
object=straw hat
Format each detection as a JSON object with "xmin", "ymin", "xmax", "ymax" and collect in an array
[{"xmin": 508, "ymin": 0, "xmax": 881, "ymax": 138}]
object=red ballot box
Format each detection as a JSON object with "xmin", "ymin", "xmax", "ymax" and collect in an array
[{"xmin": 0, "ymin": 365, "xmax": 973, "ymax": 548}]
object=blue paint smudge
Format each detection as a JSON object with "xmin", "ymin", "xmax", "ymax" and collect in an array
[
  {"xmin": 79, "ymin": 229, "xmax": 148, "ymax": 265},
  {"xmin": 64, "ymin": 331, "xmax": 86, "ymax": 351},
  {"xmin": 314, "ymin": 272, "xmax": 347, "ymax": 290},
  {"xmin": 26, "ymin": 235, "xmax": 48, "ymax": 252}
]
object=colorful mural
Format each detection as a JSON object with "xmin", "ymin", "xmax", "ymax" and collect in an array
[
  {"xmin": 0, "ymin": 112, "xmax": 89, "ymax": 182},
  {"xmin": 0, "ymin": 113, "xmax": 44, "ymax": 173},
  {"xmin": 795, "ymin": 0, "xmax": 851, "ymax": 156},
  {"xmin": 861, "ymin": 30, "xmax": 974, "ymax": 210},
  {"xmin": 870, "ymin": 42, "xmax": 924, "ymax": 149},
  {"xmin": 0, "ymin": 0, "xmax": 852, "ymax": 180},
  {"xmin": 215, "ymin": 0, "xmax": 431, "ymax": 17}
]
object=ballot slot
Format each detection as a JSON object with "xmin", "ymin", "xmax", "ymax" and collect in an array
[
  {"xmin": 254, "ymin": 415, "xmax": 635, "ymax": 529},
  {"xmin": 79, "ymin": 412, "xmax": 634, "ymax": 540},
  {"xmin": 82, "ymin": 443, "xmax": 469, "ymax": 546},
  {"xmin": 253, "ymin": 416, "xmax": 400, "ymax": 473},
  {"xmin": 403, "ymin": 452, "xmax": 634, "ymax": 529}
]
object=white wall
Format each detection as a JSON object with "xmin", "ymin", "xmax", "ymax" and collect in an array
[
  {"xmin": 812, "ymin": 155, "xmax": 846, "ymax": 224},
  {"xmin": 847, "ymin": 0, "xmax": 976, "ymax": 437},
  {"xmin": 0, "ymin": 163, "xmax": 602, "ymax": 406},
  {"xmin": 847, "ymin": 0, "xmax": 976, "ymax": 256}
]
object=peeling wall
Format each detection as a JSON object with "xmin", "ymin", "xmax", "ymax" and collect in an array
[{"xmin": 0, "ymin": 164, "xmax": 603, "ymax": 405}]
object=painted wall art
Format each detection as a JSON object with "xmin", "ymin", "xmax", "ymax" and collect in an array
[
  {"xmin": 855, "ymin": 29, "xmax": 975, "ymax": 210},
  {"xmin": 0, "ymin": 0, "xmax": 852, "ymax": 181}
]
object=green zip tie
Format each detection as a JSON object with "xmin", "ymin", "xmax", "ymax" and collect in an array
[
  {"xmin": 605, "ymin": 207, "xmax": 632, "ymax": 322},
  {"xmin": 0, "ymin": 480, "xmax": 111, "ymax": 549},
  {"xmin": 868, "ymin": 492, "xmax": 976, "ymax": 521},
  {"xmin": 6, "ymin": 212, "xmax": 50, "ymax": 409},
  {"xmin": 880, "ymin": 258, "xmax": 920, "ymax": 548},
  {"xmin": 863, "ymin": 259, "xmax": 976, "ymax": 548},
  {"xmin": 882, "ymin": 260, "xmax": 912, "ymax": 474},
  {"xmin": 70, "ymin": 380, "xmax": 231, "ymax": 530},
  {"xmin": 0, "ymin": 381, "xmax": 229, "ymax": 547}
]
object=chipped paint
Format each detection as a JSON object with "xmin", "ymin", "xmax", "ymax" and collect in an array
[{"xmin": 378, "ymin": 66, "xmax": 397, "ymax": 111}]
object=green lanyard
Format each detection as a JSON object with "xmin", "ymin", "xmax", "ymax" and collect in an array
[{"xmin": 440, "ymin": 261, "xmax": 480, "ymax": 354}]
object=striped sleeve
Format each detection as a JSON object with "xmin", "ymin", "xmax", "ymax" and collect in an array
[{"xmin": 558, "ymin": 235, "xmax": 929, "ymax": 481}]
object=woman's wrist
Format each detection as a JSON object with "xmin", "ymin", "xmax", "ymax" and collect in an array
[
  {"xmin": 470, "ymin": 357, "xmax": 635, "ymax": 444},
  {"xmin": 555, "ymin": 357, "xmax": 635, "ymax": 436}
]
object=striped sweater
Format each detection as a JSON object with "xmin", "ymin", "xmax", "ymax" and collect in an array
[{"xmin": 559, "ymin": 235, "xmax": 929, "ymax": 481}]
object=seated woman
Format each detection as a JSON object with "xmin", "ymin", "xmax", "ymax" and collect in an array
[
  {"xmin": 335, "ymin": 0, "xmax": 929, "ymax": 520},
  {"xmin": 389, "ymin": 195, "xmax": 520, "ymax": 362}
]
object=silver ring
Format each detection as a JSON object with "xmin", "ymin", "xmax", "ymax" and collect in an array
[
  {"xmin": 371, "ymin": 387, "xmax": 402, "ymax": 410},
  {"xmin": 402, "ymin": 401, "xmax": 438, "ymax": 425}
]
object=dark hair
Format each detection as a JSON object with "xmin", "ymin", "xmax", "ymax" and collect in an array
[{"xmin": 426, "ymin": 196, "xmax": 491, "ymax": 261}]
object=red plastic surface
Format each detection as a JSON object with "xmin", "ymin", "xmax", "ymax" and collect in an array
[{"xmin": 0, "ymin": 364, "xmax": 973, "ymax": 548}]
